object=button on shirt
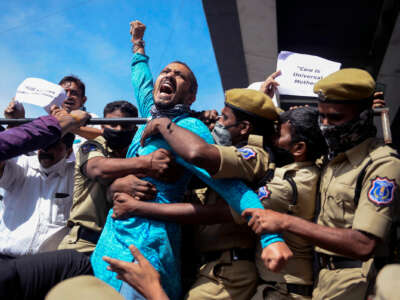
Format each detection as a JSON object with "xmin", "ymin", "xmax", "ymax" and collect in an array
[{"xmin": 0, "ymin": 155, "xmax": 74, "ymax": 257}]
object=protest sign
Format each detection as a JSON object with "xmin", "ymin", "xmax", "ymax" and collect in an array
[
  {"xmin": 15, "ymin": 78, "xmax": 66, "ymax": 113},
  {"xmin": 276, "ymin": 51, "xmax": 341, "ymax": 97}
]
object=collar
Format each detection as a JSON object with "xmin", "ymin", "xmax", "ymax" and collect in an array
[
  {"xmin": 32, "ymin": 157, "xmax": 74, "ymax": 177},
  {"xmin": 274, "ymin": 161, "xmax": 314, "ymax": 178},
  {"xmin": 330, "ymin": 137, "xmax": 374, "ymax": 168}
]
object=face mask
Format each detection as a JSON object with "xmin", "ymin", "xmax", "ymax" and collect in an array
[
  {"xmin": 39, "ymin": 156, "xmax": 67, "ymax": 174},
  {"xmin": 319, "ymin": 109, "xmax": 376, "ymax": 157},
  {"xmin": 103, "ymin": 127, "xmax": 136, "ymax": 150},
  {"xmin": 211, "ymin": 122, "xmax": 233, "ymax": 146},
  {"xmin": 273, "ymin": 146, "xmax": 294, "ymax": 167}
]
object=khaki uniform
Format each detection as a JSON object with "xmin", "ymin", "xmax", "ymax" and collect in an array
[
  {"xmin": 185, "ymin": 135, "xmax": 271, "ymax": 300},
  {"xmin": 252, "ymin": 162, "xmax": 319, "ymax": 300},
  {"xmin": 58, "ymin": 136, "xmax": 114, "ymax": 253},
  {"xmin": 313, "ymin": 138, "xmax": 400, "ymax": 300}
]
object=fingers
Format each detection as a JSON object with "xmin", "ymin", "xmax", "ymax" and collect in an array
[
  {"xmin": 129, "ymin": 244, "xmax": 145, "ymax": 265},
  {"xmin": 241, "ymin": 208, "xmax": 256, "ymax": 219},
  {"xmin": 103, "ymin": 255, "xmax": 129, "ymax": 271},
  {"xmin": 268, "ymin": 70, "xmax": 282, "ymax": 80}
]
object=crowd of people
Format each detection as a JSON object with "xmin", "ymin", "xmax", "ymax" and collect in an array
[{"xmin": 0, "ymin": 20, "xmax": 399, "ymax": 300}]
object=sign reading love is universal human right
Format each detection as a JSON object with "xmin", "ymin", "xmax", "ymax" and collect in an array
[{"xmin": 276, "ymin": 51, "xmax": 341, "ymax": 97}]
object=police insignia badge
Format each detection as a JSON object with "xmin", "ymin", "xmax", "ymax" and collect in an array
[
  {"xmin": 257, "ymin": 185, "xmax": 271, "ymax": 201},
  {"xmin": 368, "ymin": 177, "xmax": 396, "ymax": 206},
  {"xmin": 81, "ymin": 143, "xmax": 98, "ymax": 154},
  {"xmin": 238, "ymin": 147, "xmax": 257, "ymax": 160}
]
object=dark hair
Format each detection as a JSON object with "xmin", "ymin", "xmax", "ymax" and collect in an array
[
  {"xmin": 58, "ymin": 75, "xmax": 86, "ymax": 97},
  {"xmin": 230, "ymin": 107, "xmax": 276, "ymax": 146},
  {"xmin": 103, "ymin": 100, "xmax": 138, "ymax": 118},
  {"xmin": 61, "ymin": 132, "xmax": 75, "ymax": 149},
  {"xmin": 279, "ymin": 107, "xmax": 327, "ymax": 161},
  {"xmin": 170, "ymin": 61, "xmax": 198, "ymax": 96}
]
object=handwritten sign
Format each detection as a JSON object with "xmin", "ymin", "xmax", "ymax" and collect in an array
[
  {"xmin": 15, "ymin": 78, "xmax": 67, "ymax": 113},
  {"xmin": 276, "ymin": 51, "xmax": 341, "ymax": 97}
]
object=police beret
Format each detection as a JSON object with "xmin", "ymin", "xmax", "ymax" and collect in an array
[
  {"xmin": 225, "ymin": 88, "xmax": 278, "ymax": 121},
  {"xmin": 45, "ymin": 275, "xmax": 125, "ymax": 300},
  {"xmin": 313, "ymin": 68, "xmax": 375, "ymax": 102}
]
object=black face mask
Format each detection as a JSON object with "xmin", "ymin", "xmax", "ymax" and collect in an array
[
  {"xmin": 272, "ymin": 146, "xmax": 295, "ymax": 167},
  {"xmin": 103, "ymin": 127, "xmax": 136, "ymax": 150}
]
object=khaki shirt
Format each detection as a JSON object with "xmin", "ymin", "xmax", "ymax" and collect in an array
[
  {"xmin": 58, "ymin": 136, "xmax": 114, "ymax": 252},
  {"xmin": 316, "ymin": 138, "xmax": 400, "ymax": 256},
  {"xmin": 193, "ymin": 135, "xmax": 271, "ymax": 252},
  {"xmin": 255, "ymin": 161, "xmax": 320, "ymax": 285}
]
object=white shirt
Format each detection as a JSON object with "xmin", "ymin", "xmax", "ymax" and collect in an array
[{"xmin": 0, "ymin": 154, "xmax": 74, "ymax": 257}]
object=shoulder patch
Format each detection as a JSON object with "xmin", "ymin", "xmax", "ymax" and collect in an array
[
  {"xmin": 238, "ymin": 147, "xmax": 257, "ymax": 160},
  {"xmin": 257, "ymin": 185, "xmax": 272, "ymax": 201},
  {"xmin": 367, "ymin": 176, "xmax": 396, "ymax": 206},
  {"xmin": 81, "ymin": 143, "xmax": 98, "ymax": 154}
]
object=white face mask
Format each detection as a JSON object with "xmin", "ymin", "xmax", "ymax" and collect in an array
[{"xmin": 39, "ymin": 156, "xmax": 67, "ymax": 174}]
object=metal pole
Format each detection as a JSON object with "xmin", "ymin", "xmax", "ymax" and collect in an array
[{"xmin": 0, "ymin": 117, "xmax": 149, "ymax": 125}]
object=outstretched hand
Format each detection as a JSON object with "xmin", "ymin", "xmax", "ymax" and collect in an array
[{"xmin": 103, "ymin": 245, "xmax": 169, "ymax": 300}]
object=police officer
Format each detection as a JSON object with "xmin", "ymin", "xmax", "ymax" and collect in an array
[
  {"xmin": 243, "ymin": 68, "xmax": 400, "ymax": 300},
  {"xmin": 251, "ymin": 107, "xmax": 325, "ymax": 300},
  {"xmin": 112, "ymin": 88, "xmax": 293, "ymax": 300}
]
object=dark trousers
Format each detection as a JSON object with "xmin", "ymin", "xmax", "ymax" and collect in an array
[{"xmin": 0, "ymin": 250, "xmax": 93, "ymax": 300}]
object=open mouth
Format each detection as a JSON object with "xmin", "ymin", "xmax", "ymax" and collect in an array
[
  {"xmin": 159, "ymin": 78, "xmax": 176, "ymax": 97},
  {"xmin": 63, "ymin": 99, "xmax": 76, "ymax": 107}
]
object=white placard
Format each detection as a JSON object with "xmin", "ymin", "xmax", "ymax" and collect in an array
[
  {"xmin": 276, "ymin": 51, "xmax": 341, "ymax": 97},
  {"xmin": 15, "ymin": 78, "xmax": 67, "ymax": 113}
]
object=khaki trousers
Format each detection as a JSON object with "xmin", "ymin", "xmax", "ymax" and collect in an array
[
  {"xmin": 185, "ymin": 251, "xmax": 258, "ymax": 300},
  {"xmin": 312, "ymin": 260, "xmax": 375, "ymax": 300}
]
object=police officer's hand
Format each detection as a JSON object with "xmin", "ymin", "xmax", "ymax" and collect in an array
[
  {"xmin": 261, "ymin": 242, "xmax": 293, "ymax": 272},
  {"xmin": 199, "ymin": 109, "xmax": 218, "ymax": 131},
  {"xmin": 260, "ymin": 70, "xmax": 281, "ymax": 98},
  {"xmin": 242, "ymin": 208, "xmax": 287, "ymax": 234},
  {"xmin": 113, "ymin": 174, "xmax": 157, "ymax": 199},
  {"xmin": 142, "ymin": 148, "xmax": 177, "ymax": 181},
  {"xmin": 103, "ymin": 245, "xmax": 169, "ymax": 300},
  {"xmin": 4, "ymin": 100, "xmax": 25, "ymax": 119},
  {"xmin": 140, "ymin": 118, "xmax": 170, "ymax": 147}
]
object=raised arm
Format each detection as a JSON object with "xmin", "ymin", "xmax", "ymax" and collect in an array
[{"xmin": 129, "ymin": 20, "xmax": 154, "ymax": 118}]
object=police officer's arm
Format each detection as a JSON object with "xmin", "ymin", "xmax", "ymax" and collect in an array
[
  {"xmin": 243, "ymin": 208, "xmax": 377, "ymax": 261},
  {"xmin": 112, "ymin": 192, "xmax": 233, "ymax": 224},
  {"xmin": 140, "ymin": 117, "xmax": 221, "ymax": 175},
  {"xmin": 83, "ymin": 148, "xmax": 172, "ymax": 182}
]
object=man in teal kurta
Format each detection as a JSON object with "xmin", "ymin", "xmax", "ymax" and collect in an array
[{"xmin": 91, "ymin": 21, "xmax": 289, "ymax": 300}]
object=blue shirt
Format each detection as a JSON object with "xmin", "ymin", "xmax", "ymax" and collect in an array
[{"xmin": 91, "ymin": 54, "xmax": 283, "ymax": 300}]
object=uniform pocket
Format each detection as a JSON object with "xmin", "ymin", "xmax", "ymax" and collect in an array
[{"xmin": 53, "ymin": 194, "xmax": 72, "ymax": 225}]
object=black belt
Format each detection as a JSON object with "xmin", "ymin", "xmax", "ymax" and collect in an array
[
  {"xmin": 317, "ymin": 253, "xmax": 363, "ymax": 270},
  {"xmin": 263, "ymin": 281, "xmax": 313, "ymax": 297},
  {"xmin": 77, "ymin": 225, "xmax": 101, "ymax": 245},
  {"xmin": 199, "ymin": 248, "xmax": 254, "ymax": 265}
]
